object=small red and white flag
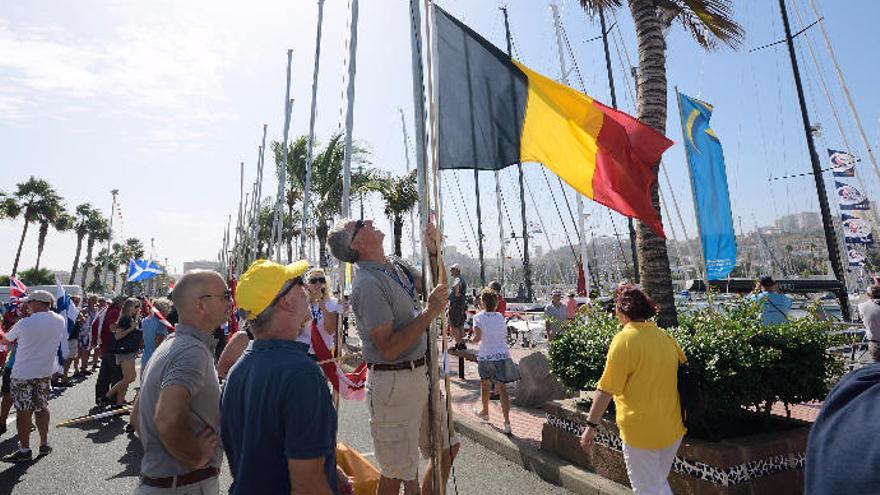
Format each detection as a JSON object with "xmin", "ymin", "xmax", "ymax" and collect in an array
[{"xmin": 311, "ymin": 321, "xmax": 367, "ymax": 401}]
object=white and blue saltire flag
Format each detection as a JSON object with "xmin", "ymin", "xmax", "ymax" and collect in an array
[{"xmin": 128, "ymin": 259, "xmax": 162, "ymax": 283}]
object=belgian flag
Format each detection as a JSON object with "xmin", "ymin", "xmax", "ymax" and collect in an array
[{"xmin": 433, "ymin": 5, "xmax": 672, "ymax": 236}]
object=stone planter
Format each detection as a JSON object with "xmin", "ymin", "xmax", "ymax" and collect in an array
[{"xmin": 542, "ymin": 399, "xmax": 809, "ymax": 494}]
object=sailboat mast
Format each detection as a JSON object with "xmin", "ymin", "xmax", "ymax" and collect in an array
[
  {"xmin": 598, "ymin": 5, "xmax": 640, "ymax": 284},
  {"xmin": 301, "ymin": 0, "xmax": 326, "ymax": 261},
  {"xmin": 501, "ymin": 5, "xmax": 533, "ymax": 302},
  {"xmin": 550, "ymin": 3, "xmax": 590, "ymax": 296},
  {"xmin": 777, "ymin": 0, "xmax": 849, "ymax": 319}
]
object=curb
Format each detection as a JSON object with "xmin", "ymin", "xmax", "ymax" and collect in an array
[{"xmin": 452, "ymin": 415, "xmax": 630, "ymax": 495}]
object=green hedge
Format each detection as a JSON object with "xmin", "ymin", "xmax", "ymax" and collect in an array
[{"xmin": 549, "ymin": 299, "xmax": 845, "ymax": 423}]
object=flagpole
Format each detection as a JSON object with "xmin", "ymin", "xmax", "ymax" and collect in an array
[
  {"xmin": 501, "ymin": 6, "xmax": 533, "ymax": 302},
  {"xmin": 101, "ymin": 189, "xmax": 119, "ymax": 292},
  {"xmin": 777, "ymin": 0, "xmax": 849, "ymax": 320},
  {"xmin": 301, "ymin": 0, "xmax": 326, "ymax": 262},
  {"xmin": 399, "ymin": 108, "xmax": 419, "ymax": 262},
  {"xmin": 409, "ymin": 0, "xmax": 444, "ymax": 492},
  {"xmin": 338, "ymin": 0, "xmax": 359, "ymax": 411},
  {"xmin": 274, "ymin": 51, "xmax": 293, "ymax": 262},
  {"xmin": 341, "ymin": 0, "xmax": 358, "ymax": 221}
]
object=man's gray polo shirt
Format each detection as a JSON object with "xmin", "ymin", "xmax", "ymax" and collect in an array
[
  {"xmin": 138, "ymin": 323, "xmax": 222, "ymax": 478},
  {"xmin": 351, "ymin": 258, "xmax": 425, "ymax": 365}
]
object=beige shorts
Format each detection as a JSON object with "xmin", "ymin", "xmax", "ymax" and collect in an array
[
  {"xmin": 67, "ymin": 339, "xmax": 78, "ymax": 358},
  {"xmin": 367, "ymin": 364, "xmax": 459, "ymax": 481}
]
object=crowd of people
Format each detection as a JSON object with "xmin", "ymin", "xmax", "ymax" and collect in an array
[{"xmin": 3, "ymin": 214, "xmax": 878, "ymax": 494}]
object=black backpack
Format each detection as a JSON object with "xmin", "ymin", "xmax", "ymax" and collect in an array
[{"xmin": 678, "ymin": 363, "xmax": 707, "ymax": 427}]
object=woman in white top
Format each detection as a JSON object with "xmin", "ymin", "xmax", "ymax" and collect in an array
[
  {"xmin": 298, "ymin": 268, "xmax": 339, "ymax": 358},
  {"xmin": 471, "ymin": 287, "xmax": 520, "ymax": 435}
]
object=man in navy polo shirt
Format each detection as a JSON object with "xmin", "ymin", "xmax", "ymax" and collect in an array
[{"xmin": 221, "ymin": 259, "xmax": 346, "ymax": 495}]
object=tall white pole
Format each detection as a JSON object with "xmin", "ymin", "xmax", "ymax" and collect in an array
[
  {"xmin": 301, "ymin": 0, "xmax": 326, "ymax": 261},
  {"xmin": 550, "ymin": 3, "xmax": 590, "ymax": 295},
  {"xmin": 399, "ymin": 108, "xmax": 418, "ymax": 261},
  {"xmin": 275, "ymin": 51, "xmax": 293, "ymax": 261},
  {"xmin": 101, "ymin": 189, "xmax": 119, "ymax": 290},
  {"xmin": 341, "ymin": 0, "xmax": 359, "ymax": 219}
]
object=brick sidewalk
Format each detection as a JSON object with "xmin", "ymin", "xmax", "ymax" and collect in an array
[{"xmin": 441, "ymin": 344, "xmax": 822, "ymax": 450}]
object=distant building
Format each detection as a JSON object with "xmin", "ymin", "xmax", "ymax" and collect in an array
[
  {"xmin": 775, "ymin": 212, "xmax": 821, "ymax": 233},
  {"xmin": 183, "ymin": 260, "xmax": 220, "ymax": 273}
]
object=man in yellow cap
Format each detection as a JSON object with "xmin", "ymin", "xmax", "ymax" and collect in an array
[
  {"xmin": 327, "ymin": 219, "xmax": 458, "ymax": 495},
  {"xmin": 221, "ymin": 259, "xmax": 348, "ymax": 495}
]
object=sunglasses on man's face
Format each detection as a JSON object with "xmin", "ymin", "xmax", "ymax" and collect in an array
[
  {"xmin": 199, "ymin": 289, "xmax": 232, "ymax": 301},
  {"xmin": 309, "ymin": 277, "xmax": 326, "ymax": 285},
  {"xmin": 350, "ymin": 219, "xmax": 365, "ymax": 245}
]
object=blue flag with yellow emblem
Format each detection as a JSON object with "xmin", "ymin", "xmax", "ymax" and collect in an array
[{"xmin": 678, "ymin": 92, "xmax": 736, "ymax": 280}]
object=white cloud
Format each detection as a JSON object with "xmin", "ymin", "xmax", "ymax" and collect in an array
[{"xmin": 0, "ymin": 17, "xmax": 237, "ymax": 150}]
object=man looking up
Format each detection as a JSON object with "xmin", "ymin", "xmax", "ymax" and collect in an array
[
  {"xmin": 222, "ymin": 259, "xmax": 345, "ymax": 495},
  {"xmin": 133, "ymin": 270, "xmax": 229, "ymax": 494},
  {"xmin": 327, "ymin": 219, "xmax": 460, "ymax": 495},
  {"xmin": 0, "ymin": 290, "xmax": 69, "ymax": 463}
]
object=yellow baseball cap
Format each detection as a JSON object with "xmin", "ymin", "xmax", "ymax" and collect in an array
[{"xmin": 236, "ymin": 259, "xmax": 310, "ymax": 320}]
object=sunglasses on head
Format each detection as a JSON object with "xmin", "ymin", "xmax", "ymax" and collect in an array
[{"xmin": 309, "ymin": 277, "xmax": 326, "ymax": 284}]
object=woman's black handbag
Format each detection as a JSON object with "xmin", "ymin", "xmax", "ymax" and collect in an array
[{"xmin": 678, "ymin": 363, "xmax": 707, "ymax": 427}]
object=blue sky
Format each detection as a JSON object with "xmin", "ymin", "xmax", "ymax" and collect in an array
[{"xmin": 0, "ymin": 0, "xmax": 877, "ymax": 275}]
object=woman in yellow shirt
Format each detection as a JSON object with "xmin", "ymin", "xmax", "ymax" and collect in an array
[{"xmin": 580, "ymin": 284, "xmax": 686, "ymax": 494}]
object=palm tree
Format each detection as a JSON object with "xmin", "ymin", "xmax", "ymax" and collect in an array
[
  {"xmin": 273, "ymin": 133, "xmax": 374, "ymax": 265},
  {"xmin": 7, "ymin": 177, "xmax": 64, "ymax": 276},
  {"xmin": 69, "ymin": 203, "xmax": 97, "ymax": 283},
  {"xmin": 578, "ymin": 0, "xmax": 742, "ymax": 326},
  {"xmin": 81, "ymin": 213, "xmax": 110, "ymax": 288},
  {"xmin": 372, "ymin": 171, "xmax": 419, "ymax": 257},
  {"xmin": 34, "ymin": 200, "xmax": 72, "ymax": 271},
  {"xmin": 91, "ymin": 247, "xmax": 114, "ymax": 293}
]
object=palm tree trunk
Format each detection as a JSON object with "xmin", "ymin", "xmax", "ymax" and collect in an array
[
  {"xmin": 629, "ymin": 0, "xmax": 678, "ymax": 327},
  {"xmin": 81, "ymin": 237, "xmax": 95, "ymax": 288},
  {"xmin": 12, "ymin": 220, "xmax": 31, "ymax": 277},
  {"xmin": 317, "ymin": 221, "xmax": 330, "ymax": 267},
  {"xmin": 394, "ymin": 215, "xmax": 404, "ymax": 257},
  {"xmin": 69, "ymin": 233, "xmax": 85, "ymax": 284},
  {"xmin": 35, "ymin": 221, "xmax": 49, "ymax": 271}
]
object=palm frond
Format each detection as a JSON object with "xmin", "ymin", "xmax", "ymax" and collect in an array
[{"xmin": 670, "ymin": 0, "xmax": 743, "ymax": 49}]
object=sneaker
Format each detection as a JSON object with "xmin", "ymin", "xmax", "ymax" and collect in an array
[
  {"xmin": 38, "ymin": 445, "xmax": 52, "ymax": 456},
  {"xmin": 1, "ymin": 449, "xmax": 32, "ymax": 463},
  {"xmin": 502, "ymin": 422, "xmax": 512, "ymax": 435}
]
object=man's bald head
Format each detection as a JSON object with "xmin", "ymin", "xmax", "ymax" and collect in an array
[{"xmin": 172, "ymin": 270, "xmax": 227, "ymax": 316}]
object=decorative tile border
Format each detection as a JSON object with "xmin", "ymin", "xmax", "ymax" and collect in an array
[{"xmin": 546, "ymin": 414, "xmax": 805, "ymax": 487}]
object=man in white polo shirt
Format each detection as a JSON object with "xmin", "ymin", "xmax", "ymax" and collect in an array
[{"xmin": 0, "ymin": 290, "xmax": 69, "ymax": 463}]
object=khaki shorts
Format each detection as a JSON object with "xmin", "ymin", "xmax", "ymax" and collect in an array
[
  {"xmin": 68, "ymin": 339, "xmax": 78, "ymax": 358},
  {"xmin": 367, "ymin": 364, "xmax": 459, "ymax": 481},
  {"xmin": 10, "ymin": 377, "xmax": 51, "ymax": 411}
]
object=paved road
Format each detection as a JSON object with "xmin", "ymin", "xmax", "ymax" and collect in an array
[{"xmin": 0, "ymin": 370, "xmax": 572, "ymax": 494}]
